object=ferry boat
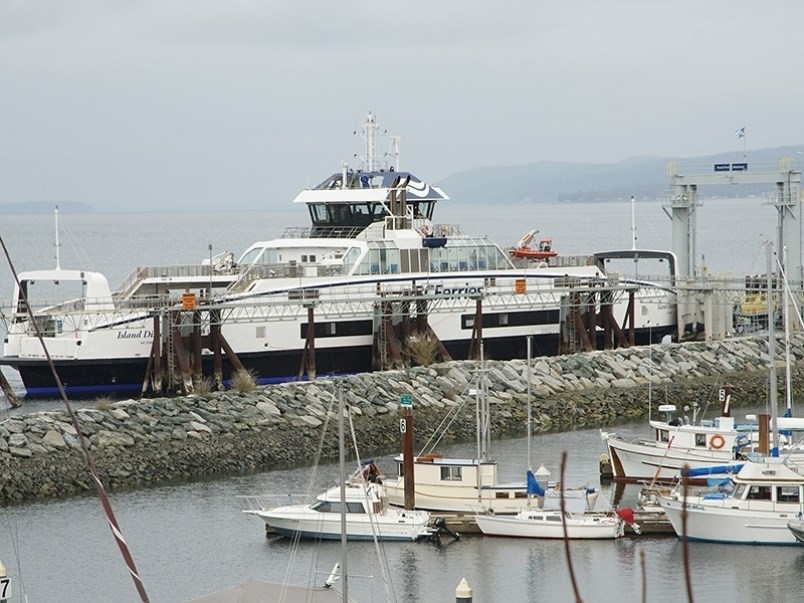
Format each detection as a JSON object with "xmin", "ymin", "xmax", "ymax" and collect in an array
[{"xmin": 0, "ymin": 114, "xmax": 678, "ymax": 397}]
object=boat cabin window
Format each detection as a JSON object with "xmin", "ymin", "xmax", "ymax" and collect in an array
[
  {"xmin": 440, "ymin": 466, "xmax": 462, "ymax": 481},
  {"xmin": 409, "ymin": 201, "xmax": 433, "ymax": 220},
  {"xmin": 733, "ymin": 484, "xmax": 746, "ymax": 499},
  {"xmin": 657, "ymin": 429, "xmax": 670, "ymax": 443},
  {"xmin": 746, "ymin": 486, "xmax": 771, "ymax": 500},
  {"xmin": 310, "ymin": 500, "xmax": 366, "ymax": 514},
  {"xmin": 694, "ymin": 433, "xmax": 707, "ymax": 447},
  {"xmin": 308, "ymin": 202, "xmax": 390, "ymax": 228},
  {"xmin": 776, "ymin": 486, "xmax": 800, "ymax": 503}
]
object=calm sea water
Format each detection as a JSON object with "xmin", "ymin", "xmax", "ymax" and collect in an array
[{"xmin": 0, "ymin": 199, "xmax": 796, "ymax": 602}]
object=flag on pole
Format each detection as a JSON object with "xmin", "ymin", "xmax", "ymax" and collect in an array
[{"xmin": 735, "ymin": 127, "xmax": 745, "ymax": 139}]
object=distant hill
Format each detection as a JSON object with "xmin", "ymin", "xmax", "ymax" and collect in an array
[
  {"xmin": 0, "ymin": 201, "xmax": 95, "ymax": 214},
  {"xmin": 438, "ymin": 145, "xmax": 804, "ymax": 203}
]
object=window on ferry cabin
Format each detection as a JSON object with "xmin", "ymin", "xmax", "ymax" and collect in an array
[
  {"xmin": 657, "ymin": 429, "xmax": 669, "ymax": 443},
  {"xmin": 695, "ymin": 433, "xmax": 707, "ymax": 447}
]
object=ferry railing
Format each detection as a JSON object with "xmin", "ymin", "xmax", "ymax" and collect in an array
[{"xmin": 113, "ymin": 263, "xmax": 240, "ymax": 300}]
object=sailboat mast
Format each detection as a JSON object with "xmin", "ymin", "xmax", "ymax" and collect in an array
[
  {"xmin": 54, "ymin": 205, "xmax": 61, "ymax": 270},
  {"xmin": 767, "ymin": 243, "xmax": 780, "ymax": 456},
  {"xmin": 338, "ymin": 386, "xmax": 349, "ymax": 601},
  {"xmin": 782, "ymin": 245, "xmax": 793, "ymax": 414},
  {"xmin": 526, "ymin": 336, "xmax": 532, "ymax": 471}
]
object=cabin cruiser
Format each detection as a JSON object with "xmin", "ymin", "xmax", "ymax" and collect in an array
[
  {"xmin": 658, "ymin": 454, "xmax": 804, "ymax": 545},
  {"xmin": 0, "ymin": 115, "xmax": 678, "ymax": 397}
]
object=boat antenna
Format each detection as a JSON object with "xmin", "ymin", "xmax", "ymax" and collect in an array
[
  {"xmin": 354, "ymin": 112, "xmax": 385, "ymax": 172},
  {"xmin": 54, "ymin": 205, "xmax": 61, "ymax": 270},
  {"xmin": 389, "ymin": 135, "xmax": 402, "ymax": 172},
  {"xmin": 630, "ymin": 195, "xmax": 637, "ymax": 251},
  {"xmin": 0, "ymin": 234, "xmax": 151, "ymax": 602}
]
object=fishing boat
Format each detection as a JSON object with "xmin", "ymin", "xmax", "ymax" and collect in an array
[
  {"xmin": 600, "ymin": 399, "xmax": 758, "ymax": 482},
  {"xmin": 657, "ymin": 455, "xmax": 804, "ymax": 545},
  {"xmin": 1, "ymin": 114, "xmax": 678, "ymax": 398}
]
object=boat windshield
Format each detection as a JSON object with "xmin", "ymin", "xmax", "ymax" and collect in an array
[{"xmin": 310, "ymin": 500, "xmax": 366, "ymax": 514}]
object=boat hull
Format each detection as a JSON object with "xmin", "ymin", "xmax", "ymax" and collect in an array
[
  {"xmin": 247, "ymin": 506, "xmax": 431, "ymax": 542},
  {"xmin": 474, "ymin": 512, "xmax": 623, "ymax": 539},
  {"xmin": 660, "ymin": 496, "xmax": 802, "ymax": 545},
  {"xmin": 5, "ymin": 326, "xmax": 674, "ymax": 398},
  {"xmin": 603, "ymin": 434, "xmax": 737, "ymax": 482}
]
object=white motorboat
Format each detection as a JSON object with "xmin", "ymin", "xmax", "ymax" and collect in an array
[
  {"xmin": 786, "ymin": 520, "xmax": 804, "ymax": 544},
  {"xmin": 474, "ymin": 508, "xmax": 625, "ymax": 540},
  {"xmin": 600, "ymin": 401, "xmax": 759, "ymax": 482},
  {"xmin": 243, "ymin": 480, "xmax": 433, "ymax": 542},
  {"xmin": 1, "ymin": 114, "xmax": 678, "ymax": 398},
  {"xmin": 658, "ymin": 455, "xmax": 804, "ymax": 545}
]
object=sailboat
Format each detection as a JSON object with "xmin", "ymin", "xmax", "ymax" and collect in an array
[
  {"xmin": 473, "ymin": 337, "xmax": 630, "ymax": 539},
  {"xmin": 382, "ymin": 342, "xmax": 596, "ymax": 514}
]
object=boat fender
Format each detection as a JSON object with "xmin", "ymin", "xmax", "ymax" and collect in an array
[{"xmin": 709, "ymin": 434, "xmax": 726, "ymax": 449}]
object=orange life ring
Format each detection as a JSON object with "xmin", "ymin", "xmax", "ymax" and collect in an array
[{"xmin": 709, "ymin": 434, "xmax": 725, "ymax": 449}]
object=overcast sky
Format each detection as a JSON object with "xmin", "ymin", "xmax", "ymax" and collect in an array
[{"xmin": 1, "ymin": 1, "xmax": 803, "ymax": 211}]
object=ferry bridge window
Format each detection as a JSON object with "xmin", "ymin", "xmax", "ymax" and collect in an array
[{"xmin": 309, "ymin": 204, "xmax": 328, "ymax": 224}]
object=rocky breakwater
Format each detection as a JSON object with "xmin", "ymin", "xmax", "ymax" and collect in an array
[{"xmin": 2, "ymin": 334, "xmax": 802, "ymax": 503}]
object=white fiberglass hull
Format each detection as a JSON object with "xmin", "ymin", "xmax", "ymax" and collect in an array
[
  {"xmin": 603, "ymin": 435, "xmax": 736, "ymax": 481},
  {"xmin": 659, "ymin": 496, "xmax": 801, "ymax": 545},
  {"xmin": 246, "ymin": 504, "xmax": 431, "ymax": 542},
  {"xmin": 475, "ymin": 511, "xmax": 623, "ymax": 540}
]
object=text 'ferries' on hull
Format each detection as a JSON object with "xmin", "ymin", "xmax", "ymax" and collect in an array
[{"xmin": 0, "ymin": 114, "xmax": 678, "ymax": 397}]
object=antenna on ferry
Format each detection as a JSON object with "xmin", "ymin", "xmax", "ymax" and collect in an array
[
  {"xmin": 390, "ymin": 135, "xmax": 402, "ymax": 171},
  {"xmin": 54, "ymin": 205, "xmax": 61, "ymax": 270},
  {"xmin": 354, "ymin": 112, "xmax": 385, "ymax": 171},
  {"xmin": 630, "ymin": 195, "xmax": 637, "ymax": 251}
]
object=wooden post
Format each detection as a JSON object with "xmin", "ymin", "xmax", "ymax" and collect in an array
[
  {"xmin": 298, "ymin": 304, "xmax": 317, "ymax": 381},
  {"xmin": 758, "ymin": 413, "xmax": 770, "ymax": 455},
  {"xmin": 467, "ymin": 298, "xmax": 483, "ymax": 359},
  {"xmin": 402, "ymin": 403, "xmax": 415, "ymax": 511},
  {"xmin": 192, "ymin": 310, "xmax": 203, "ymax": 385}
]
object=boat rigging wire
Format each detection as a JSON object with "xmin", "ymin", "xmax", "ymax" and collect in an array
[{"xmin": 0, "ymin": 234, "xmax": 151, "ymax": 603}]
